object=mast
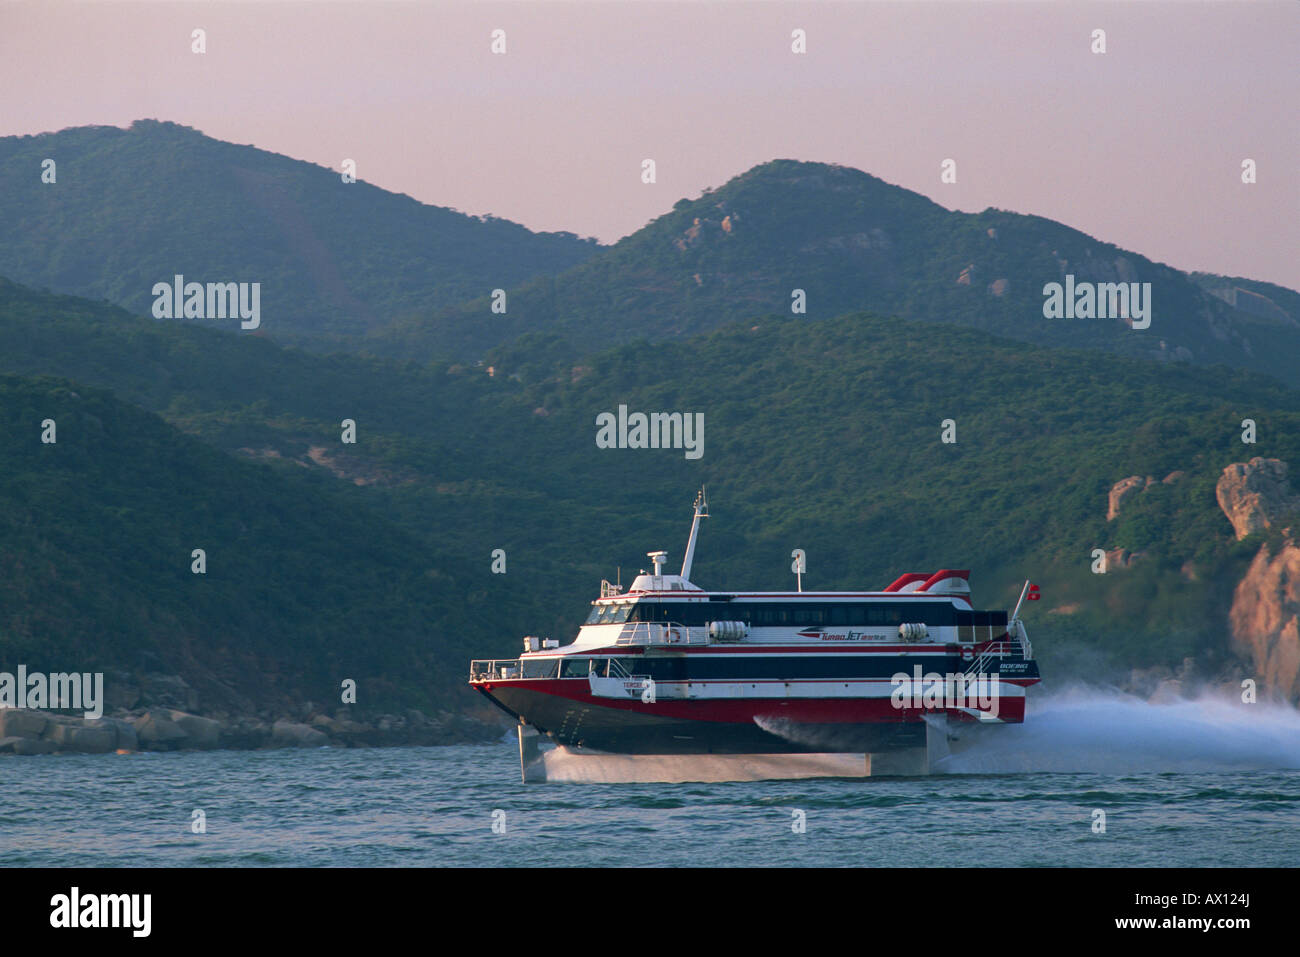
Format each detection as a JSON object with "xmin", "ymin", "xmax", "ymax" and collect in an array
[{"xmin": 679, "ymin": 487, "xmax": 708, "ymax": 582}]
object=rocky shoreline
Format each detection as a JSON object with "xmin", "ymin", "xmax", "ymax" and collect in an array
[{"xmin": 0, "ymin": 705, "xmax": 503, "ymax": 756}]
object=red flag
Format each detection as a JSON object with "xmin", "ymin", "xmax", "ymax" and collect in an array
[{"xmin": 1026, "ymin": 583, "xmax": 1041, "ymax": 601}]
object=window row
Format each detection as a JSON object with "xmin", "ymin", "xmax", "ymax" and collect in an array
[{"xmin": 584, "ymin": 602, "xmax": 1007, "ymax": 628}]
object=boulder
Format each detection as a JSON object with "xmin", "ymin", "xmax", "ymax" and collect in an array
[
  {"xmin": 0, "ymin": 709, "xmax": 48, "ymax": 739},
  {"xmin": 133, "ymin": 711, "xmax": 189, "ymax": 750},
  {"xmin": 1216, "ymin": 457, "xmax": 1300, "ymax": 540},
  {"xmin": 10, "ymin": 737, "xmax": 56, "ymax": 755},
  {"xmin": 167, "ymin": 711, "xmax": 221, "ymax": 749},
  {"xmin": 218, "ymin": 718, "xmax": 270, "ymax": 750},
  {"xmin": 47, "ymin": 722, "xmax": 116, "ymax": 754},
  {"xmin": 92, "ymin": 717, "xmax": 138, "ymax": 752},
  {"xmin": 269, "ymin": 720, "xmax": 329, "ymax": 749},
  {"xmin": 325, "ymin": 717, "xmax": 380, "ymax": 747}
]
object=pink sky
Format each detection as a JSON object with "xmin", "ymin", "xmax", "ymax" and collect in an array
[{"xmin": 3, "ymin": 1, "xmax": 1297, "ymax": 289}]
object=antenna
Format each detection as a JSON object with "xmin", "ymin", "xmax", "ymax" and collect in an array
[{"xmin": 680, "ymin": 487, "xmax": 709, "ymax": 581}]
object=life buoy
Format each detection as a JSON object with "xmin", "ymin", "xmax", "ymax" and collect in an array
[{"xmin": 960, "ymin": 646, "xmax": 974, "ymax": 661}]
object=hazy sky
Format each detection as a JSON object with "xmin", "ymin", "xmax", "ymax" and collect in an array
[{"xmin": 3, "ymin": 1, "xmax": 1297, "ymax": 289}]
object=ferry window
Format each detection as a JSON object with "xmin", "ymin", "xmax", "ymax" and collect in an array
[
  {"xmin": 868, "ymin": 606, "xmax": 904, "ymax": 625},
  {"xmin": 522, "ymin": 659, "xmax": 559, "ymax": 679},
  {"xmin": 830, "ymin": 606, "xmax": 848, "ymax": 625},
  {"xmin": 923, "ymin": 604, "xmax": 956, "ymax": 626},
  {"xmin": 682, "ymin": 604, "xmax": 709, "ymax": 626},
  {"xmin": 561, "ymin": 659, "xmax": 591, "ymax": 678},
  {"xmin": 793, "ymin": 608, "xmax": 813, "ymax": 625},
  {"xmin": 612, "ymin": 604, "xmax": 632, "ymax": 624},
  {"xmin": 637, "ymin": 659, "xmax": 687, "ymax": 681},
  {"xmin": 631, "ymin": 603, "xmax": 662, "ymax": 622},
  {"xmin": 589, "ymin": 658, "xmax": 609, "ymax": 677},
  {"xmin": 585, "ymin": 606, "xmax": 603, "ymax": 625}
]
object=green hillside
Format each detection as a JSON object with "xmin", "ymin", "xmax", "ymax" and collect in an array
[
  {"xmin": 0, "ymin": 120, "xmax": 598, "ymax": 344},
  {"xmin": 2, "ymin": 276, "xmax": 1297, "ymax": 708},
  {"xmin": 0, "ymin": 371, "xmax": 501, "ymax": 716},
  {"xmin": 378, "ymin": 160, "xmax": 1300, "ymax": 384},
  {"xmin": 6, "ymin": 125, "xmax": 1294, "ymax": 385}
]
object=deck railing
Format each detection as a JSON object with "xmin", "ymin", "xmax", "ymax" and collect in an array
[
  {"xmin": 469, "ymin": 659, "xmax": 522, "ymax": 680},
  {"xmin": 613, "ymin": 621, "xmax": 711, "ymax": 647},
  {"xmin": 963, "ymin": 623, "xmax": 1033, "ymax": 677}
]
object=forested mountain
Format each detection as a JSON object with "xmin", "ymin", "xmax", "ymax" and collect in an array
[
  {"xmin": 377, "ymin": 160, "xmax": 1300, "ymax": 383},
  {"xmin": 3, "ymin": 276, "xmax": 1298, "ymax": 718},
  {"xmin": 0, "ymin": 120, "xmax": 598, "ymax": 345},
  {"xmin": 6, "ymin": 126, "xmax": 1295, "ymax": 385}
]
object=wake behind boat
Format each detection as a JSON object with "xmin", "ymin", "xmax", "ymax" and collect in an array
[{"xmin": 470, "ymin": 490, "xmax": 1041, "ymax": 779}]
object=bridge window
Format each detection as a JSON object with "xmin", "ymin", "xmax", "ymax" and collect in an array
[
  {"xmin": 560, "ymin": 658, "xmax": 593, "ymax": 678},
  {"xmin": 521, "ymin": 659, "xmax": 559, "ymax": 679}
]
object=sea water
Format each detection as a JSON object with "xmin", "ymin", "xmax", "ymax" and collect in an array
[{"xmin": 2, "ymin": 686, "xmax": 1297, "ymax": 867}]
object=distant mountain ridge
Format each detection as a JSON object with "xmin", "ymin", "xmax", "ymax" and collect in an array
[
  {"xmin": 378, "ymin": 159, "xmax": 1300, "ymax": 382},
  {"xmin": 0, "ymin": 119, "xmax": 599, "ymax": 345},
  {"xmin": 3, "ymin": 124, "xmax": 1294, "ymax": 382}
]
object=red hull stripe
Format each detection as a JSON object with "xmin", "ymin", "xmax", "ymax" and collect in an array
[{"xmin": 477, "ymin": 679, "xmax": 1028, "ymax": 723}]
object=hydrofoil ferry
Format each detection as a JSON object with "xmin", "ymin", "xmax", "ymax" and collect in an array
[{"xmin": 469, "ymin": 491, "xmax": 1040, "ymax": 778}]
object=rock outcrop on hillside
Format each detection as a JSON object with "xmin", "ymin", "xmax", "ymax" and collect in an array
[
  {"xmin": 1108, "ymin": 475, "xmax": 1152, "ymax": 520},
  {"xmin": 1228, "ymin": 533, "xmax": 1300, "ymax": 705},
  {"xmin": 1104, "ymin": 547, "xmax": 1145, "ymax": 570},
  {"xmin": 1216, "ymin": 457, "xmax": 1300, "ymax": 540},
  {"xmin": 1216, "ymin": 457, "xmax": 1300, "ymax": 703}
]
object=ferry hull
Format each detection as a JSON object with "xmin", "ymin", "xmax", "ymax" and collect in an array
[{"xmin": 476, "ymin": 678, "xmax": 1028, "ymax": 754}]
